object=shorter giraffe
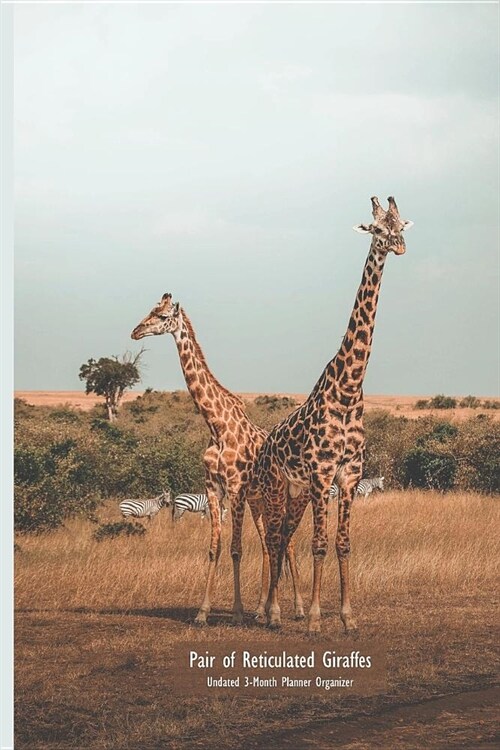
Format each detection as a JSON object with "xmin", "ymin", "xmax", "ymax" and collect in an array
[{"xmin": 131, "ymin": 295, "xmax": 304, "ymax": 624}]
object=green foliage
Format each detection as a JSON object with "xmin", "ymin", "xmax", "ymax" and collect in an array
[
  {"xmin": 459, "ymin": 395, "xmax": 481, "ymax": 409},
  {"xmin": 417, "ymin": 395, "xmax": 499, "ymax": 412},
  {"xmin": 415, "ymin": 399, "xmax": 430, "ymax": 410},
  {"xmin": 402, "ymin": 448, "xmax": 457, "ymax": 490},
  {"xmin": 482, "ymin": 400, "xmax": 500, "ymax": 410},
  {"xmin": 79, "ymin": 350, "xmax": 144, "ymax": 420},
  {"xmin": 417, "ymin": 422, "xmax": 458, "ymax": 445},
  {"xmin": 14, "ymin": 441, "xmax": 100, "ymax": 533},
  {"xmin": 428, "ymin": 394, "xmax": 457, "ymax": 409},
  {"xmin": 128, "ymin": 391, "xmax": 161, "ymax": 422},
  {"xmin": 13, "ymin": 393, "xmax": 500, "ymax": 534},
  {"xmin": 49, "ymin": 407, "xmax": 82, "ymax": 423},
  {"xmin": 365, "ymin": 410, "xmax": 498, "ymax": 493},
  {"xmin": 14, "ymin": 398, "xmax": 35, "ymax": 421},
  {"xmin": 247, "ymin": 395, "xmax": 299, "ymax": 432},
  {"xmin": 254, "ymin": 395, "xmax": 297, "ymax": 410},
  {"xmin": 454, "ymin": 416, "xmax": 500, "ymax": 493},
  {"xmin": 93, "ymin": 521, "xmax": 146, "ymax": 542},
  {"xmin": 14, "ymin": 394, "xmax": 205, "ymax": 532}
]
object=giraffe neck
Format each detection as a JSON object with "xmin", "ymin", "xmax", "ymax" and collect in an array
[
  {"xmin": 325, "ymin": 239, "xmax": 387, "ymax": 399},
  {"xmin": 173, "ymin": 310, "xmax": 244, "ymax": 433}
]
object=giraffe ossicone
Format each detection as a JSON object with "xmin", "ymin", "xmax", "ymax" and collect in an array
[
  {"xmin": 255, "ymin": 195, "xmax": 413, "ymax": 634},
  {"xmin": 131, "ymin": 294, "xmax": 305, "ymax": 626}
]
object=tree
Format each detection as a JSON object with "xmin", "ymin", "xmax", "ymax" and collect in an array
[{"xmin": 79, "ymin": 350, "xmax": 144, "ymax": 421}]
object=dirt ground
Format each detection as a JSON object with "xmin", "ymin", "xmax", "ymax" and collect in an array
[{"xmin": 15, "ymin": 604, "xmax": 499, "ymax": 750}]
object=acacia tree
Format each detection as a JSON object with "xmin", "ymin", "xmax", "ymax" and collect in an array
[{"xmin": 79, "ymin": 349, "xmax": 145, "ymax": 421}]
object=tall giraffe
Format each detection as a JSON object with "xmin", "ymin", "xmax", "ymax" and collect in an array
[
  {"xmin": 131, "ymin": 295, "xmax": 304, "ymax": 625},
  {"xmin": 255, "ymin": 196, "xmax": 413, "ymax": 633}
]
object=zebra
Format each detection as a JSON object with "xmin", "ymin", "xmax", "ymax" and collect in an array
[
  {"xmin": 119, "ymin": 490, "xmax": 172, "ymax": 523},
  {"xmin": 172, "ymin": 493, "xmax": 228, "ymax": 523},
  {"xmin": 329, "ymin": 477, "xmax": 385, "ymax": 501}
]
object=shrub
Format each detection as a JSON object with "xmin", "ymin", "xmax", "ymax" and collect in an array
[
  {"xmin": 459, "ymin": 395, "xmax": 481, "ymax": 409},
  {"xmin": 402, "ymin": 448, "xmax": 457, "ymax": 490},
  {"xmin": 482, "ymin": 400, "xmax": 500, "ymax": 410},
  {"xmin": 418, "ymin": 422, "xmax": 458, "ymax": 444},
  {"xmin": 14, "ymin": 398, "xmax": 35, "ymax": 421},
  {"xmin": 415, "ymin": 399, "xmax": 429, "ymax": 410},
  {"xmin": 254, "ymin": 395, "xmax": 297, "ymax": 410},
  {"xmin": 428, "ymin": 394, "xmax": 457, "ymax": 409},
  {"xmin": 93, "ymin": 521, "xmax": 146, "ymax": 542},
  {"xmin": 454, "ymin": 416, "xmax": 500, "ymax": 494},
  {"xmin": 49, "ymin": 407, "xmax": 82, "ymax": 423},
  {"xmin": 13, "ymin": 394, "xmax": 499, "ymax": 536}
]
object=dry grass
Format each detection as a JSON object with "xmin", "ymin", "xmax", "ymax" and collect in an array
[
  {"xmin": 15, "ymin": 491, "xmax": 499, "ymax": 612},
  {"xmin": 14, "ymin": 390, "xmax": 500, "ymax": 421},
  {"xmin": 15, "ymin": 490, "xmax": 500, "ymax": 749}
]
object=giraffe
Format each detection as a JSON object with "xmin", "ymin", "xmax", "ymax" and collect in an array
[
  {"xmin": 255, "ymin": 196, "xmax": 413, "ymax": 634},
  {"xmin": 131, "ymin": 295, "xmax": 304, "ymax": 625}
]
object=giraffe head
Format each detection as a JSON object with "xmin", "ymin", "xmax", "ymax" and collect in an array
[
  {"xmin": 354, "ymin": 196, "xmax": 413, "ymax": 255},
  {"xmin": 131, "ymin": 293, "xmax": 183, "ymax": 340}
]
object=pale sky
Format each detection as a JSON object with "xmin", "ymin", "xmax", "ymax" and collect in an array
[{"xmin": 14, "ymin": 3, "xmax": 499, "ymax": 396}]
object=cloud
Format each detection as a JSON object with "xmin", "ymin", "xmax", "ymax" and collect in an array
[
  {"xmin": 261, "ymin": 63, "xmax": 313, "ymax": 94},
  {"xmin": 308, "ymin": 92, "xmax": 498, "ymax": 180}
]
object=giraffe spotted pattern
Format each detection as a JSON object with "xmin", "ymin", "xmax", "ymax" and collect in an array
[
  {"xmin": 254, "ymin": 196, "xmax": 413, "ymax": 633},
  {"xmin": 131, "ymin": 296, "xmax": 305, "ymax": 625}
]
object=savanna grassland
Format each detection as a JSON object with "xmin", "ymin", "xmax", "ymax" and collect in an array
[
  {"xmin": 15, "ymin": 493, "xmax": 500, "ymax": 749},
  {"xmin": 14, "ymin": 393, "xmax": 500, "ymax": 749}
]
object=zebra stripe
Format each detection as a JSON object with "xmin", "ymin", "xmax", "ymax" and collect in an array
[
  {"xmin": 119, "ymin": 490, "xmax": 171, "ymax": 521},
  {"xmin": 173, "ymin": 493, "xmax": 228, "ymax": 522},
  {"xmin": 329, "ymin": 477, "xmax": 385, "ymax": 500}
]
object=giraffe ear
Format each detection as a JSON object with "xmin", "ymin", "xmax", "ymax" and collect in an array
[
  {"xmin": 173, "ymin": 302, "xmax": 180, "ymax": 316},
  {"xmin": 402, "ymin": 220, "xmax": 414, "ymax": 231},
  {"xmin": 353, "ymin": 224, "xmax": 372, "ymax": 234}
]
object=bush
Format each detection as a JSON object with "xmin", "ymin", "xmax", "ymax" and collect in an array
[
  {"xmin": 254, "ymin": 395, "xmax": 297, "ymax": 410},
  {"xmin": 49, "ymin": 407, "xmax": 82, "ymax": 423},
  {"xmin": 365, "ymin": 411, "xmax": 498, "ymax": 494},
  {"xmin": 403, "ymin": 448, "xmax": 457, "ymax": 490},
  {"xmin": 14, "ymin": 398, "xmax": 35, "ymax": 421},
  {"xmin": 414, "ymin": 395, "xmax": 458, "ymax": 410},
  {"xmin": 459, "ymin": 395, "xmax": 481, "ymax": 409},
  {"xmin": 415, "ymin": 399, "xmax": 429, "ymax": 410},
  {"xmin": 454, "ymin": 416, "xmax": 500, "ymax": 493},
  {"xmin": 427, "ymin": 394, "xmax": 457, "ymax": 409},
  {"xmin": 13, "ymin": 393, "xmax": 499, "ymax": 535},
  {"xmin": 93, "ymin": 521, "xmax": 146, "ymax": 542},
  {"xmin": 14, "ymin": 398, "xmax": 207, "ymax": 532},
  {"xmin": 418, "ymin": 422, "xmax": 458, "ymax": 444},
  {"xmin": 482, "ymin": 400, "xmax": 500, "ymax": 410}
]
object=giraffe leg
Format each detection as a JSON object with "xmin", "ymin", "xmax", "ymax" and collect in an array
[
  {"xmin": 263, "ymin": 478, "xmax": 288, "ymax": 629},
  {"xmin": 285, "ymin": 540, "xmax": 305, "ymax": 620},
  {"xmin": 265, "ymin": 524, "xmax": 282, "ymax": 629},
  {"xmin": 229, "ymin": 488, "xmax": 246, "ymax": 625},
  {"xmin": 336, "ymin": 482, "xmax": 358, "ymax": 634},
  {"xmin": 276, "ymin": 489, "xmax": 309, "ymax": 620},
  {"xmin": 308, "ymin": 481, "xmax": 330, "ymax": 634},
  {"xmin": 248, "ymin": 505, "xmax": 270, "ymax": 623},
  {"xmin": 194, "ymin": 477, "xmax": 222, "ymax": 626}
]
